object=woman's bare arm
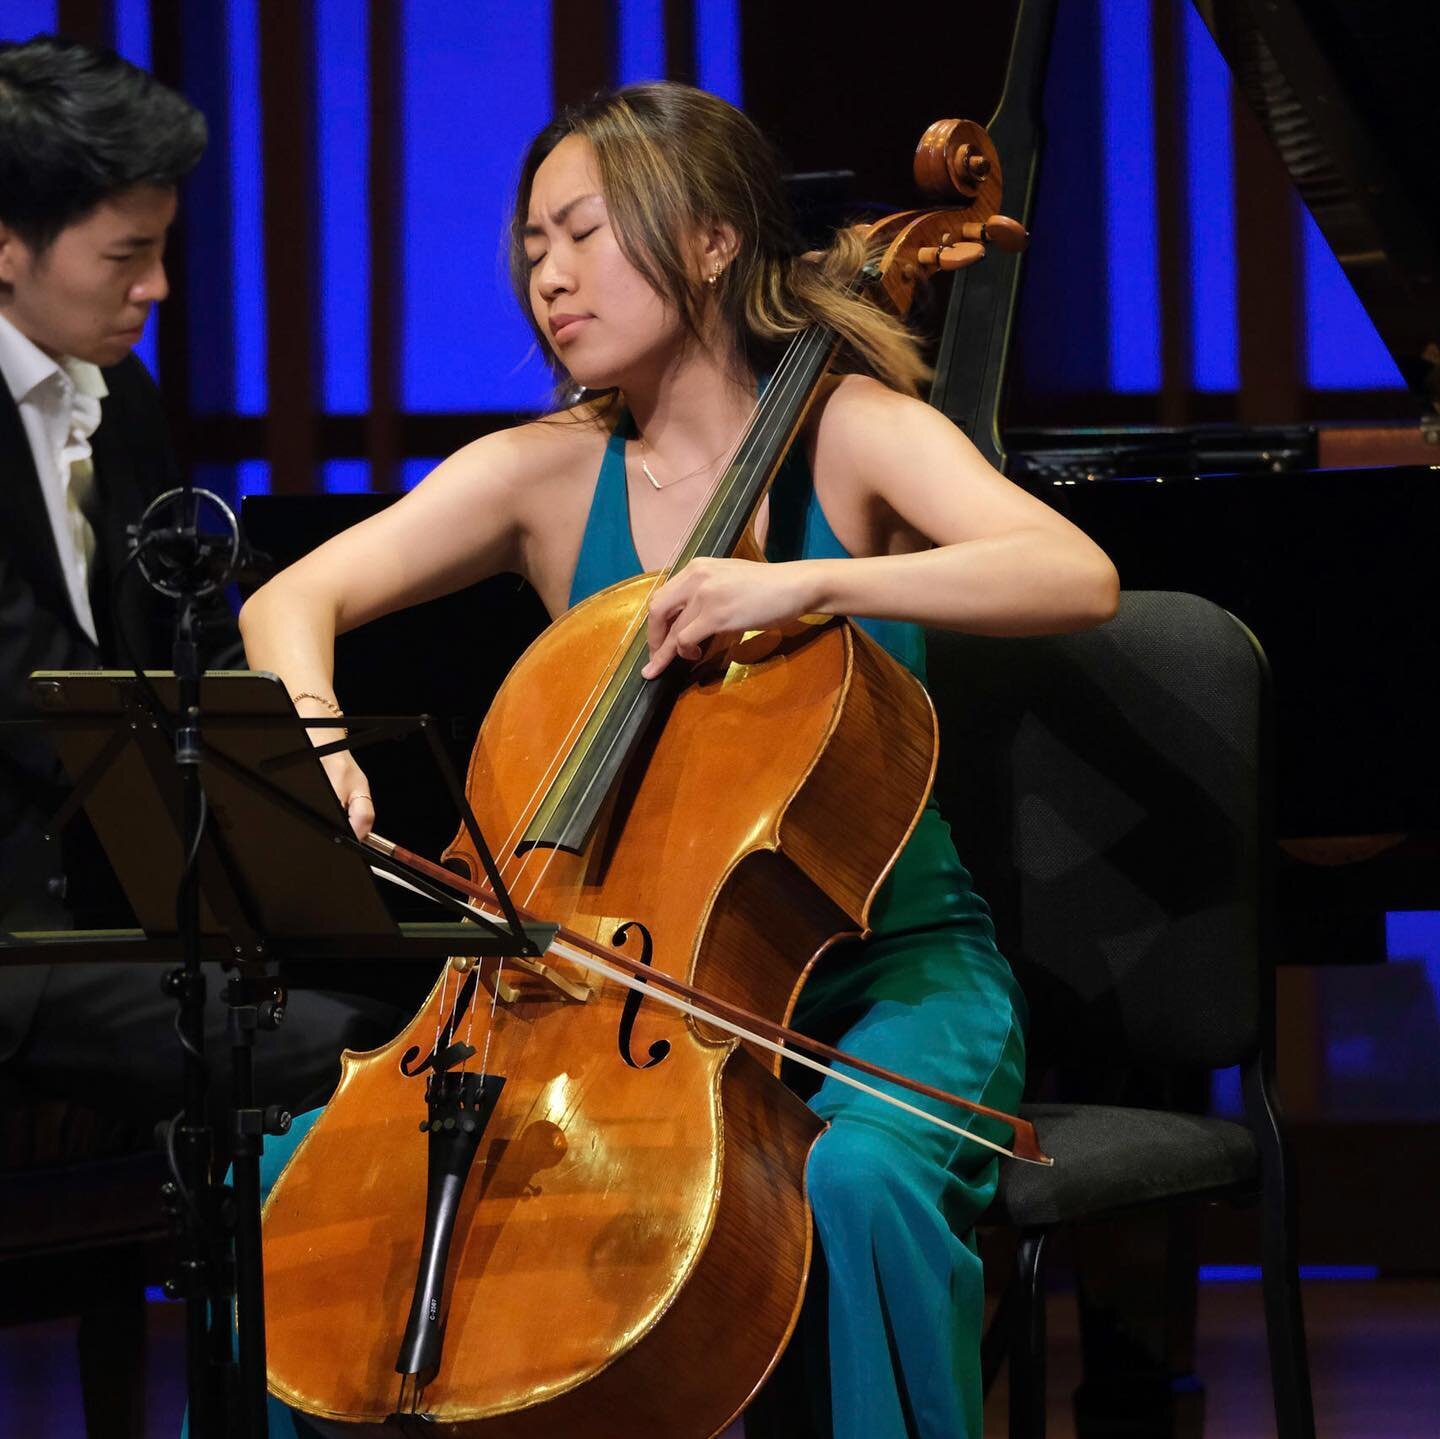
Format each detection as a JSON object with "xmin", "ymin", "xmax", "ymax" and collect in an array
[
  {"xmin": 643, "ymin": 378, "xmax": 1119, "ymax": 675},
  {"xmin": 801, "ymin": 376, "xmax": 1119, "ymax": 635},
  {"xmin": 237, "ymin": 420, "xmax": 588, "ymax": 833}
]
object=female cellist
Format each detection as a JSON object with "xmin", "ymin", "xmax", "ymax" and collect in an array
[{"xmin": 238, "ymin": 83, "xmax": 1118, "ymax": 1439}]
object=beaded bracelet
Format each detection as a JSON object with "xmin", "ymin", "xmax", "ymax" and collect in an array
[
  {"xmin": 291, "ymin": 690, "xmax": 343, "ymax": 717},
  {"xmin": 291, "ymin": 691, "xmax": 348, "ymax": 739}
]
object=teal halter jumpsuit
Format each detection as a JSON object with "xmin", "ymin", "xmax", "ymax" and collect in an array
[
  {"xmin": 228, "ymin": 418, "xmax": 1027, "ymax": 1439},
  {"xmin": 571, "ymin": 420, "xmax": 1028, "ymax": 1438}
]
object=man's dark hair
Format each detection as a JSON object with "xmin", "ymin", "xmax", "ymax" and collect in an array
[{"xmin": 0, "ymin": 34, "xmax": 206, "ymax": 253}]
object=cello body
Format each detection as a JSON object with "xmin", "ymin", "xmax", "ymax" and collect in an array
[{"xmin": 261, "ymin": 572, "xmax": 937, "ymax": 1436}]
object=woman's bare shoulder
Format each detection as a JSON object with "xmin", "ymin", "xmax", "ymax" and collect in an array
[
  {"xmin": 809, "ymin": 372, "xmax": 925, "ymax": 439},
  {"xmin": 438, "ymin": 398, "xmax": 612, "ymax": 493},
  {"xmin": 802, "ymin": 374, "xmax": 928, "ymax": 487},
  {"xmin": 434, "ymin": 400, "xmax": 615, "ymax": 613}
]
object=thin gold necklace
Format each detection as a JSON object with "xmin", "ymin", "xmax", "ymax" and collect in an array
[{"xmin": 638, "ymin": 431, "xmax": 739, "ymax": 491}]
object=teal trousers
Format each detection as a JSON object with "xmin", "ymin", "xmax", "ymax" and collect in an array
[{"xmin": 781, "ymin": 930, "xmax": 1026, "ymax": 1439}]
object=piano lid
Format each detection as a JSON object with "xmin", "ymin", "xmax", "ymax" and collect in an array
[{"xmin": 1196, "ymin": 0, "xmax": 1440, "ymax": 417}]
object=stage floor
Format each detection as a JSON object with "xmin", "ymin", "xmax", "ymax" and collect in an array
[{"xmin": 2, "ymin": 1276, "xmax": 1436, "ymax": 1436}]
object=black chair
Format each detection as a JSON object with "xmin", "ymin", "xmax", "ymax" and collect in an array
[{"xmin": 925, "ymin": 592, "xmax": 1315, "ymax": 1439}]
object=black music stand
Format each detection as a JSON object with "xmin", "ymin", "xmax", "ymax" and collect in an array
[{"xmin": 0, "ymin": 670, "xmax": 552, "ymax": 1438}]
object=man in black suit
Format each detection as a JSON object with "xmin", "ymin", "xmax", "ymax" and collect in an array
[{"xmin": 0, "ymin": 36, "xmax": 400, "ymax": 1130}]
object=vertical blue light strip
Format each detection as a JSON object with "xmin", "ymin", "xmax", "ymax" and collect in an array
[
  {"xmin": 400, "ymin": 456, "xmax": 441, "ymax": 490},
  {"xmin": 235, "ymin": 458, "xmax": 270, "ymax": 498},
  {"xmin": 228, "ymin": 0, "xmax": 265, "ymax": 413},
  {"xmin": 1100, "ymin": 0, "xmax": 1161, "ymax": 392},
  {"xmin": 402, "ymin": 0, "xmax": 553, "ymax": 412},
  {"xmin": 320, "ymin": 459, "xmax": 371, "ymax": 493},
  {"xmin": 618, "ymin": 0, "xmax": 665, "ymax": 83},
  {"xmin": 112, "ymin": 0, "xmax": 151, "ymax": 64},
  {"xmin": 1183, "ymin": 4, "xmax": 1237, "ymax": 391},
  {"xmin": 1209, "ymin": 1064, "xmax": 1243, "ymax": 1117},
  {"xmin": 1387, "ymin": 911, "xmax": 1440, "ymax": 1021},
  {"xmin": 1301, "ymin": 202, "xmax": 1405, "ymax": 389},
  {"xmin": 194, "ymin": 460, "xmax": 270, "ymax": 505},
  {"xmin": 316, "ymin": 0, "xmax": 370, "ymax": 413},
  {"xmin": 0, "ymin": 2, "xmax": 56, "ymax": 39},
  {"xmin": 112, "ymin": 0, "xmax": 159, "ymax": 378},
  {"xmin": 128, "ymin": 306, "xmax": 160, "ymax": 379},
  {"xmin": 694, "ymin": 0, "xmax": 741, "ymax": 104}
]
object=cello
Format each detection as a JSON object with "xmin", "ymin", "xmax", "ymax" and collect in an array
[{"xmin": 261, "ymin": 116, "xmax": 1039, "ymax": 1438}]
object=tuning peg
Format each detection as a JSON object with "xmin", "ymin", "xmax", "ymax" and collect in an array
[
  {"xmin": 959, "ymin": 216, "xmax": 1029, "ymax": 253},
  {"xmin": 917, "ymin": 242, "xmax": 987, "ymax": 272},
  {"xmin": 958, "ymin": 146, "xmax": 991, "ymax": 181}
]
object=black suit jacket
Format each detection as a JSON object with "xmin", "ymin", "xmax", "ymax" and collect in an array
[{"xmin": 0, "ymin": 355, "xmax": 238, "ymax": 1061}]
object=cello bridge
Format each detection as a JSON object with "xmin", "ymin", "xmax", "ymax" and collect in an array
[{"xmin": 451, "ymin": 952, "xmax": 593, "ymax": 1006}]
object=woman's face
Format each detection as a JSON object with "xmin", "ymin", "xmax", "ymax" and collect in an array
[{"xmin": 522, "ymin": 134, "xmax": 688, "ymax": 390}]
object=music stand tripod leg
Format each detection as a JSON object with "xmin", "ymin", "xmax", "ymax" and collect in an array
[{"xmin": 227, "ymin": 970, "xmax": 291, "ymax": 1439}]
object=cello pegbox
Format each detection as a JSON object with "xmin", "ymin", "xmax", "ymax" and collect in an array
[
  {"xmin": 912, "ymin": 117, "xmax": 1003, "ymax": 203},
  {"xmin": 854, "ymin": 115, "xmax": 1018, "ymax": 316}
]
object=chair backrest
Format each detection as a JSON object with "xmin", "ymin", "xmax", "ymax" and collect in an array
[{"xmin": 925, "ymin": 592, "xmax": 1269, "ymax": 1074}]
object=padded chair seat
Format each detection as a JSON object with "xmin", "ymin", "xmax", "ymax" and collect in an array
[{"xmin": 988, "ymin": 1103, "xmax": 1259, "ymax": 1228}]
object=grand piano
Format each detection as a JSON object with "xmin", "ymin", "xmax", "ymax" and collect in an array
[{"xmin": 928, "ymin": 0, "xmax": 1440, "ymax": 967}]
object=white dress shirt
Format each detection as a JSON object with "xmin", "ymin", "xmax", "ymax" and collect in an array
[{"xmin": 0, "ymin": 310, "xmax": 108, "ymax": 645}]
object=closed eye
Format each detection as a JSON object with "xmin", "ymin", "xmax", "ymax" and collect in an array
[{"xmin": 572, "ymin": 226, "xmax": 598, "ymax": 242}]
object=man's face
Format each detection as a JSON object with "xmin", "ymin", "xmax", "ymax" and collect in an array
[{"xmin": 0, "ymin": 183, "xmax": 176, "ymax": 366}]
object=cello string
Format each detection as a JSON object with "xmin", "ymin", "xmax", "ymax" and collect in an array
[
  {"xmin": 508, "ymin": 330, "xmax": 823, "ymax": 914},
  {"xmin": 506, "ymin": 334, "xmax": 823, "ymax": 910},
  {"xmin": 488, "ymin": 347, "xmax": 794, "ymax": 897},
  {"xmin": 430, "ymin": 941, "xmax": 455, "ymax": 1074},
  {"xmin": 471, "ymin": 955, "xmax": 499, "ymax": 1081},
  {"xmin": 506, "ymin": 340, "xmax": 818, "ymax": 916},
  {"xmin": 495, "ymin": 268, "xmax": 849, "ymax": 906},
  {"xmin": 456, "ymin": 325, "xmax": 820, "ymax": 1088},
  {"xmin": 456, "ymin": 351, "xmax": 793, "ymax": 1054},
  {"xmin": 498, "ymin": 328, "xmax": 812, "ymax": 886}
]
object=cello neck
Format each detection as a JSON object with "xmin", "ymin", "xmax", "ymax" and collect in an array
[
  {"xmin": 671, "ymin": 322, "xmax": 837, "ymax": 566},
  {"xmin": 519, "ymin": 307, "xmax": 853, "ymax": 857}
]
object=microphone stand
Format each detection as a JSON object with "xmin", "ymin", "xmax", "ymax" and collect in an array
[{"xmin": 132, "ymin": 484, "xmax": 281, "ymax": 1438}]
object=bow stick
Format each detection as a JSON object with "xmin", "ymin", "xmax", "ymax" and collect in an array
[{"xmin": 365, "ymin": 833, "xmax": 1051, "ymax": 1166}]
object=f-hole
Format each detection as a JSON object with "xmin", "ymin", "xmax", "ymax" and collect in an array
[{"xmin": 613, "ymin": 921, "xmax": 670, "ymax": 1070}]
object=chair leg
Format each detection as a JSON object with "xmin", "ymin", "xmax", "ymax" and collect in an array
[
  {"xmin": 1008, "ymin": 1227, "xmax": 1049, "ymax": 1439},
  {"xmin": 1243, "ymin": 1060, "xmax": 1316, "ymax": 1439},
  {"xmin": 981, "ymin": 1261, "xmax": 1017, "ymax": 1397}
]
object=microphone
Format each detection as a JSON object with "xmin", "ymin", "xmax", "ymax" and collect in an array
[{"xmin": 127, "ymin": 487, "xmax": 276, "ymax": 598}]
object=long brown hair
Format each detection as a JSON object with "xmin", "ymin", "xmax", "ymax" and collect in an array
[{"xmin": 509, "ymin": 83, "xmax": 929, "ymax": 412}]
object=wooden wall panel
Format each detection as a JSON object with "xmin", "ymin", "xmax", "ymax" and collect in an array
[
  {"xmin": 260, "ymin": 0, "xmax": 318, "ymax": 492},
  {"xmin": 57, "ymin": 0, "xmax": 108, "ymax": 45},
  {"xmin": 1231, "ymin": 35, "xmax": 1302, "ymax": 422},
  {"xmin": 1153, "ymin": 0, "xmax": 1193, "ymax": 426},
  {"xmin": 552, "ymin": 0, "xmax": 615, "ymax": 107},
  {"xmin": 367, "ymin": 0, "xmax": 402, "ymax": 491},
  {"xmin": 148, "ymin": 0, "xmax": 192, "ymax": 455},
  {"xmin": 664, "ymin": 0, "xmax": 692, "ymax": 85}
]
